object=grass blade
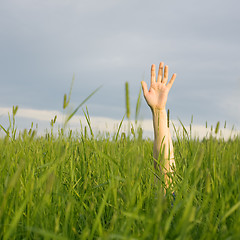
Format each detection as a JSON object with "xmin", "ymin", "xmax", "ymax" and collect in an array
[
  {"xmin": 4, "ymin": 199, "xmax": 28, "ymax": 240},
  {"xmin": 135, "ymin": 87, "xmax": 141, "ymax": 124},
  {"xmin": 83, "ymin": 107, "xmax": 94, "ymax": 138},
  {"xmin": 64, "ymin": 85, "xmax": 102, "ymax": 126},
  {"xmin": 178, "ymin": 118, "xmax": 189, "ymax": 140},
  {"xmin": 125, "ymin": 82, "xmax": 130, "ymax": 120},
  {"xmin": 115, "ymin": 114, "xmax": 125, "ymax": 141},
  {"xmin": 0, "ymin": 124, "xmax": 8, "ymax": 135},
  {"xmin": 221, "ymin": 201, "xmax": 240, "ymax": 223}
]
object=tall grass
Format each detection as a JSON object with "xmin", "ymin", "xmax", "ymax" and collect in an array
[{"xmin": 0, "ymin": 84, "xmax": 240, "ymax": 239}]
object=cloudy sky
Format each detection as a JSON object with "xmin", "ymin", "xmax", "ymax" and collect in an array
[{"xmin": 0, "ymin": 0, "xmax": 240, "ymax": 136}]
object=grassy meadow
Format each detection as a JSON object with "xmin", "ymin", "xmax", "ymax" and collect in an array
[{"xmin": 1, "ymin": 85, "xmax": 240, "ymax": 239}]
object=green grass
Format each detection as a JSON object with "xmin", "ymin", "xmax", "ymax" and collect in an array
[
  {"xmin": 1, "ymin": 119, "xmax": 240, "ymax": 239},
  {"xmin": 1, "ymin": 83, "xmax": 240, "ymax": 239}
]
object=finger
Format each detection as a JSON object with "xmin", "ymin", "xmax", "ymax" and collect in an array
[
  {"xmin": 141, "ymin": 81, "xmax": 148, "ymax": 98},
  {"xmin": 162, "ymin": 65, "xmax": 168, "ymax": 84},
  {"xmin": 167, "ymin": 73, "xmax": 176, "ymax": 89},
  {"xmin": 151, "ymin": 64, "xmax": 156, "ymax": 85},
  {"xmin": 157, "ymin": 62, "xmax": 164, "ymax": 82}
]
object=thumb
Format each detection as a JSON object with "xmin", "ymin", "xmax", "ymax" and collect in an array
[{"xmin": 141, "ymin": 81, "xmax": 148, "ymax": 97}]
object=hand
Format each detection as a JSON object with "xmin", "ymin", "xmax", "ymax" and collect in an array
[{"xmin": 141, "ymin": 62, "xmax": 176, "ymax": 111}]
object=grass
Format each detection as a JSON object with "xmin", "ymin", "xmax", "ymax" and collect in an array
[
  {"xmin": 0, "ymin": 115, "xmax": 240, "ymax": 239},
  {"xmin": 0, "ymin": 83, "xmax": 240, "ymax": 239}
]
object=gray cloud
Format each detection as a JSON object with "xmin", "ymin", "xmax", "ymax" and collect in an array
[{"xmin": 0, "ymin": 0, "xmax": 239, "ymax": 127}]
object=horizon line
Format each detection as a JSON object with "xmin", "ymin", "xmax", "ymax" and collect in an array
[{"xmin": 0, "ymin": 106, "xmax": 239, "ymax": 140}]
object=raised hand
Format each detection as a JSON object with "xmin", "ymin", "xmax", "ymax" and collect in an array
[{"xmin": 141, "ymin": 62, "xmax": 176, "ymax": 111}]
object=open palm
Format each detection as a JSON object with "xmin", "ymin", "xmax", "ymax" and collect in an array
[{"xmin": 141, "ymin": 62, "xmax": 176, "ymax": 111}]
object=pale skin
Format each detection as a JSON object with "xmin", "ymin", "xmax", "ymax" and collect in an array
[{"xmin": 141, "ymin": 62, "xmax": 176, "ymax": 188}]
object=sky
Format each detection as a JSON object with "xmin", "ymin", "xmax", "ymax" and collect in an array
[{"xmin": 0, "ymin": 0, "xmax": 240, "ymax": 137}]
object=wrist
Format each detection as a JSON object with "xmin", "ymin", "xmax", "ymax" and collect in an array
[{"xmin": 151, "ymin": 107, "xmax": 166, "ymax": 115}]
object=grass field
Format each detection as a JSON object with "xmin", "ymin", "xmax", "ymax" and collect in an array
[
  {"xmin": 1, "ymin": 83, "xmax": 240, "ymax": 239},
  {"xmin": 1, "ymin": 109, "xmax": 240, "ymax": 240}
]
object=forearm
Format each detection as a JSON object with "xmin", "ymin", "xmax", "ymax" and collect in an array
[{"xmin": 152, "ymin": 108, "xmax": 174, "ymax": 173}]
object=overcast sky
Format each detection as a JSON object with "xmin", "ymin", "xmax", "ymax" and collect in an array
[{"xmin": 0, "ymin": 0, "xmax": 240, "ymax": 133}]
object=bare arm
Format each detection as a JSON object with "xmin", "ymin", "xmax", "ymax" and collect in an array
[{"xmin": 141, "ymin": 62, "xmax": 176, "ymax": 186}]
